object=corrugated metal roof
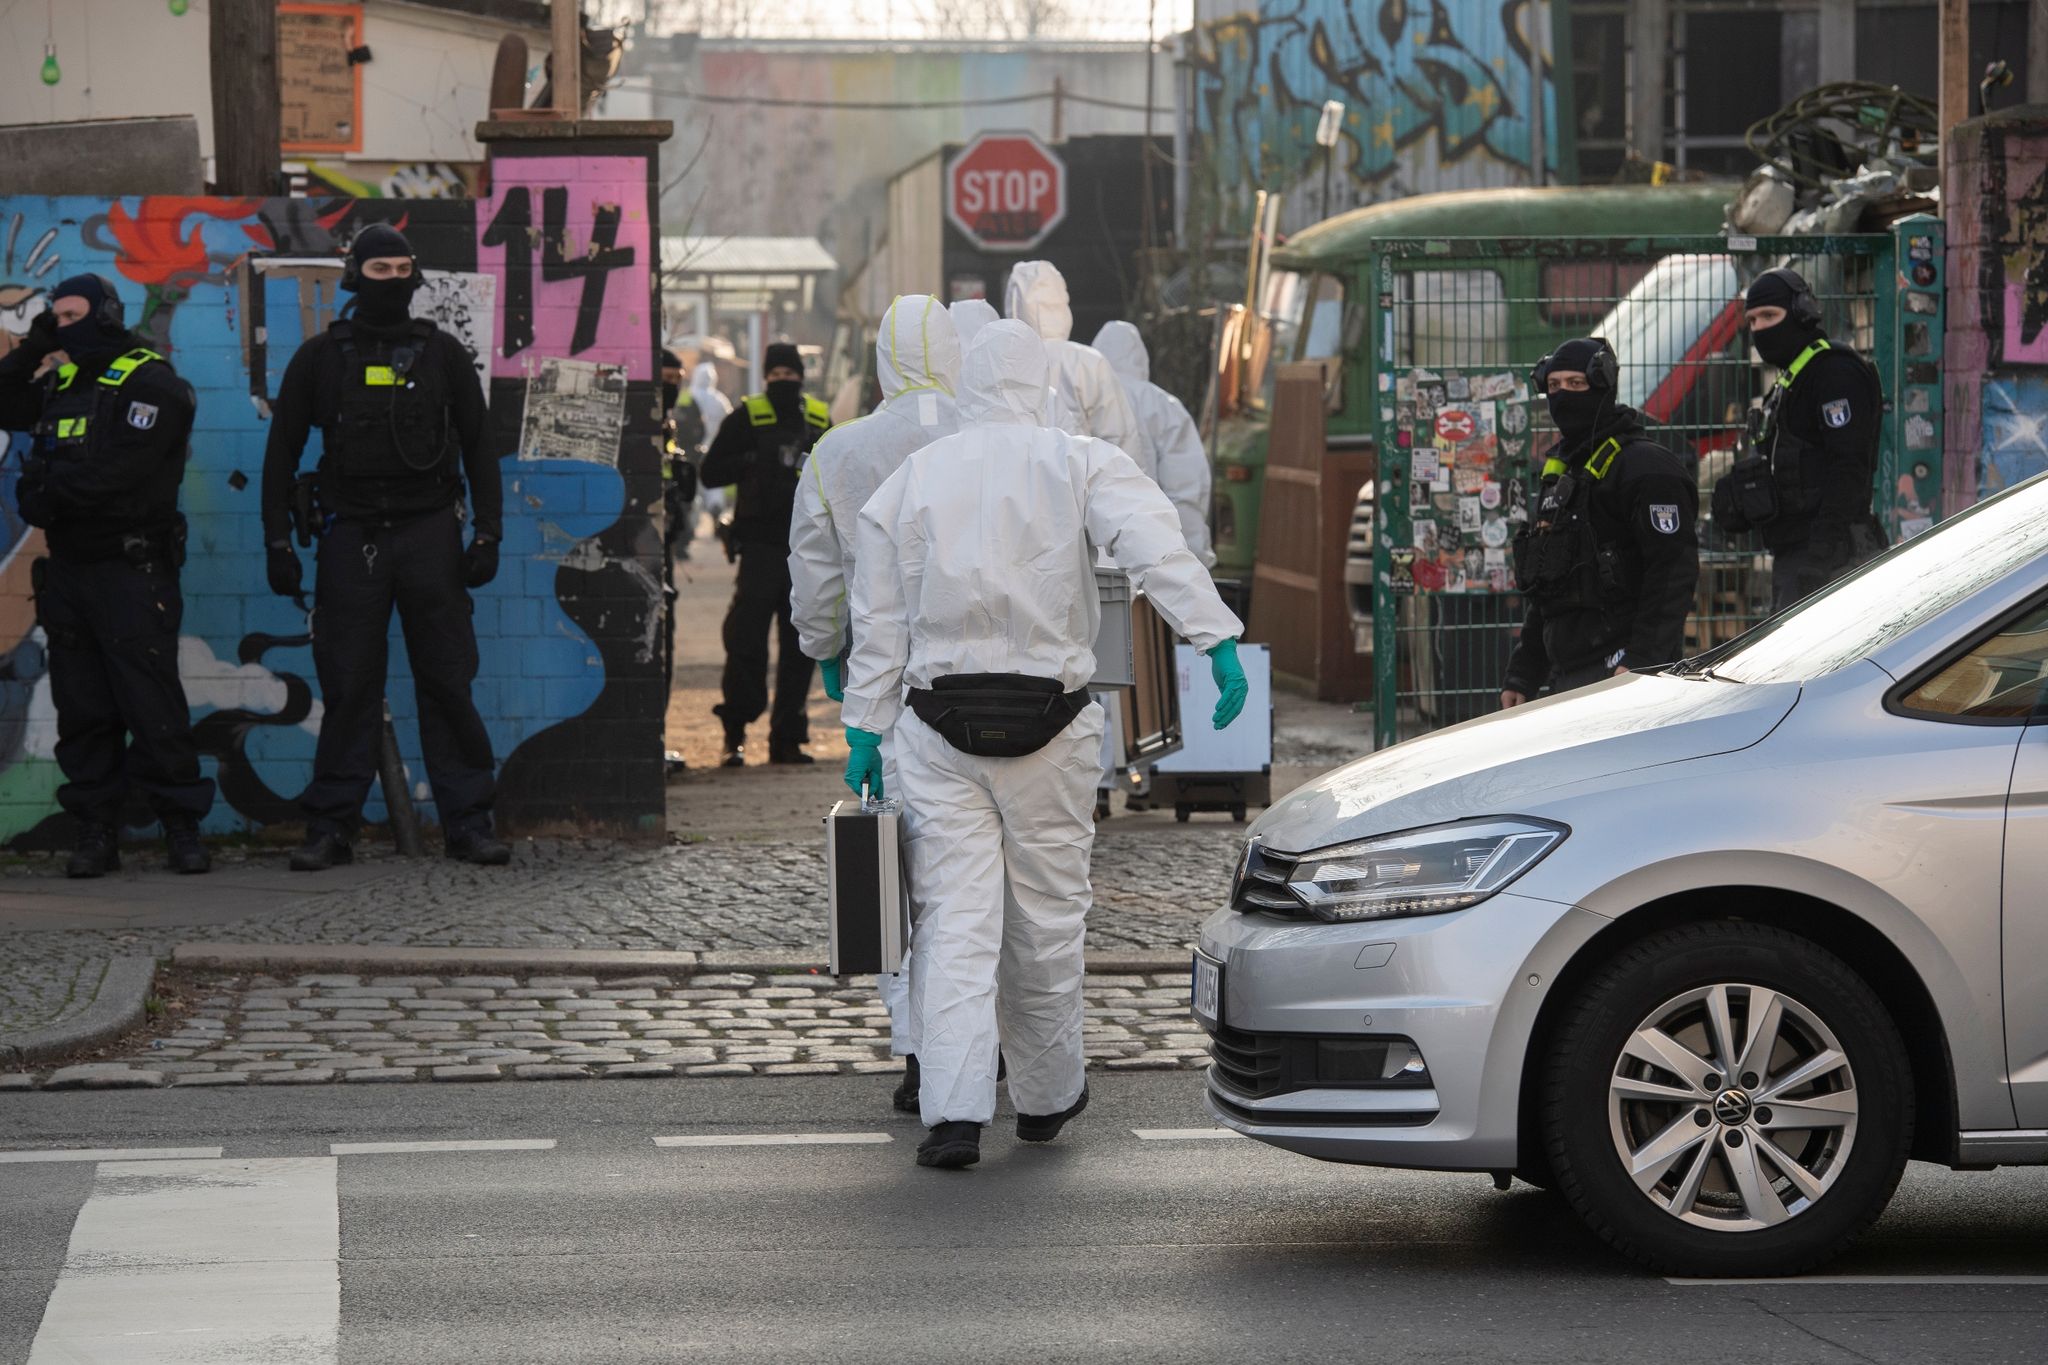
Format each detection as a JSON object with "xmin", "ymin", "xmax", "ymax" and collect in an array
[{"xmin": 661, "ymin": 236, "xmax": 839, "ymax": 276}]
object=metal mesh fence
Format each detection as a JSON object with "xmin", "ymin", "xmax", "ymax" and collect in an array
[{"xmin": 1369, "ymin": 234, "xmax": 1892, "ymax": 748}]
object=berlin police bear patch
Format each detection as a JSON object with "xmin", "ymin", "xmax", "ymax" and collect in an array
[
  {"xmin": 1822, "ymin": 398, "xmax": 1851, "ymax": 429},
  {"xmin": 126, "ymin": 401, "xmax": 158, "ymax": 430},
  {"xmin": 1650, "ymin": 504, "xmax": 1681, "ymax": 535}
]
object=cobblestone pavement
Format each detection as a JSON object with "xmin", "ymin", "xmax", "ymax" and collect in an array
[
  {"xmin": 0, "ymin": 969, "xmax": 1212, "ymax": 1089},
  {"xmin": 0, "ymin": 827, "xmax": 1246, "ymax": 1041}
]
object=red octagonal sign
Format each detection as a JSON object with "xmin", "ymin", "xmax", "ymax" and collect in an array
[{"xmin": 946, "ymin": 131, "xmax": 1067, "ymax": 253}]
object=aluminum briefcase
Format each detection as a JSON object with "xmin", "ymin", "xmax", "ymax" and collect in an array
[{"xmin": 826, "ymin": 793, "xmax": 909, "ymax": 976}]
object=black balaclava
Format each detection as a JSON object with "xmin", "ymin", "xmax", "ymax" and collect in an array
[
  {"xmin": 344, "ymin": 223, "xmax": 422, "ymax": 328},
  {"xmin": 762, "ymin": 341, "xmax": 804, "ymax": 416},
  {"xmin": 660, "ymin": 348, "xmax": 682, "ymax": 411},
  {"xmin": 1745, "ymin": 268, "xmax": 1824, "ymax": 371},
  {"xmin": 49, "ymin": 274, "xmax": 127, "ymax": 363},
  {"xmin": 1540, "ymin": 337, "xmax": 1614, "ymax": 448}
]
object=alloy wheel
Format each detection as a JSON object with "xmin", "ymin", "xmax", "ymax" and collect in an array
[{"xmin": 1606, "ymin": 983, "xmax": 1859, "ymax": 1231}]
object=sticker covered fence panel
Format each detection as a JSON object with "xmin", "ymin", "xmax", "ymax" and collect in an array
[
  {"xmin": 1369, "ymin": 234, "xmax": 1894, "ymax": 748},
  {"xmin": 0, "ymin": 152, "xmax": 667, "ymax": 845}
]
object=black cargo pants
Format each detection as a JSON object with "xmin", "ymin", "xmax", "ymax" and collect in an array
[
  {"xmin": 713, "ymin": 542, "xmax": 814, "ymax": 752},
  {"xmin": 301, "ymin": 510, "xmax": 496, "ymax": 837},
  {"xmin": 35, "ymin": 554, "xmax": 215, "ymax": 827}
]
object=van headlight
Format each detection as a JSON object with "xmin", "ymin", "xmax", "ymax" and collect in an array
[{"xmin": 1284, "ymin": 818, "xmax": 1568, "ymax": 922}]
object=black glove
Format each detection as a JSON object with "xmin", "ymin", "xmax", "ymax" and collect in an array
[
  {"xmin": 266, "ymin": 542, "xmax": 303, "ymax": 599},
  {"xmin": 464, "ymin": 534, "xmax": 499, "ymax": 588},
  {"xmin": 18, "ymin": 310, "xmax": 58, "ymax": 365}
]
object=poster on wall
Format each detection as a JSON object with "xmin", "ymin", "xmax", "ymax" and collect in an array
[
  {"xmin": 416, "ymin": 270, "xmax": 498, "ymax": 389},
  {"xmin": 279, "ymin": 3, "xmax": 364, "ymax": 154},
  {"xmin": 519, "ymin": 357, "xmax": 628, "ymax": 465}
]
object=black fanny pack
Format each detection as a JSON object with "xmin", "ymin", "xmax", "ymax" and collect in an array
[{"xmin": 907, "ymin": 673, "xmax": 1091, "ymax": 758}]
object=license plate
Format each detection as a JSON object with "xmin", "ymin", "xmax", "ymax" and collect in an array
[{"xmin": 1191, "ymin": 953, "xmax": 1222, "ymax": 1030}]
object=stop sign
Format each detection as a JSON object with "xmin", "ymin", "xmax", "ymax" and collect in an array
[{"xmin": 946, "ymin": 131, "xmax": 1067, "ymax": 252}]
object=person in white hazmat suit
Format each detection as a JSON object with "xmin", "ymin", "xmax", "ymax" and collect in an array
[
  {"xmin": 787, "ymin": 294, "xmax": 961, "ymax": 1108},
  {"xmin": 1002, "ymin": 261, "xmax": 1141, "ymax": 452},
  {"xmin": 1091, "ymin": 321, "xmax": 1217, "ymax": 567},
  {"xmin": 947, "ymin": 298, "xmax": 999, "ymax": 348},
  {"xmin": 841, "ymin": 319, "xmax": 1250, "ymax": 1170},
  {"xmin": 691, "ymin": 361, "xmax": 736, "ymax": 526}
]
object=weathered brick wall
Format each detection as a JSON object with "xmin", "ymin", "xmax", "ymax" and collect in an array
[
  {"xmin": 1945, "ymin": 105, "xmax": 2048, "ymax": 511},
  {"xmin": 0, "ymin": 131, "xmax": 668, "ymax": 844}
]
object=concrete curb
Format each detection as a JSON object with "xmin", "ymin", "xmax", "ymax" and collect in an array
[
  {"xmin": 172, "ymin": 944, "xmax": 702, "ymax": 975},
  {"xmin": 172, "ymin": 943, "xmax": 1194, "ymax": 977},
  {"xmin": 0, "ymin": 956, "xmax": 156, "ymax": 1066}
]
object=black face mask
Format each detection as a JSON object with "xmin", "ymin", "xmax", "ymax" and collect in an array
[
  {"xmin": 351, "ymin": 276, "xmax": 417, "ymax": 327},
  {"xmin": 55, "ymin": 316, "xmax": 122, "ymax": 361},
  {"xmin": 1545, "ymin": 387, "xmax": 1607, "ymax": 445},
  {"xmin": 1752, "ymin": 319, "xmax": 1820, "ymax": 371},
  {"xmin": 766, "ymin": 378, "xmax": 803, "ymax": 414},
  {"xmin": 662, "ymin": 381, "xmax": 681, "ymax": 411}
]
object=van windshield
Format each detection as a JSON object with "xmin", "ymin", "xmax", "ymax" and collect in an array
[{"xmin": 1702, "ymin": 479, "xmax": 2048, "ymax": 684}]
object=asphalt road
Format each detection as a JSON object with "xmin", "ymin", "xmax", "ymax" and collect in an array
[{"xmin": 5, "ymin": 1074, "xmax": 2048, "ymax": 1363}]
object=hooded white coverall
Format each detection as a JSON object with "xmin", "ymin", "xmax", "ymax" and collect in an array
[
  {"xmin": 1092, "ymin": 321, "xmax": 1217, "ymax": 567},
  {"xmin": 788, "ymin": 295, "xmax": 961, "ymax": 1055},
  {"xmin": 1003, "ymin": 261, "xmax": 1142, "ymax": 455},
  {"xmin": 844, "ymin": 320, "xmax": 1242, "ymax": 1127},
  {"xmin": 692, "ymin": 362, "xmax": 736, "ymax": 521},
  {"xmin": 948, "ymin": 298, "xmax": 999, "ymax": 349}
]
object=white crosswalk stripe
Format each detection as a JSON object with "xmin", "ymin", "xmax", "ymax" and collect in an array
[{"xmin": 28, "ymin": 1156, "xmax": 340, "ymax": 1365}]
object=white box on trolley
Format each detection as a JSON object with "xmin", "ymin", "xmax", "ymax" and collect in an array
[{"xmin": 825, "ymin": 794, "xmax": 910, "ymax": 976}]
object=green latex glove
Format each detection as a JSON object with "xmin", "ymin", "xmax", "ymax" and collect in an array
[
  {"xmin": 818, "ymin": 656, "xmax": 844, "ymax": 703},
  {"xmin": 844, "ymin": 727, "xmax": 884, "ymax": 800},
  {"xmin": 1206, "ymin": 638, "xmax": 1248, "ymax": 730}
]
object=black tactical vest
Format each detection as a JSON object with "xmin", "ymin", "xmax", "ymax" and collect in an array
[{"xmin": 326, "ymin": 320, "xmax": 455, "ymax": 484}]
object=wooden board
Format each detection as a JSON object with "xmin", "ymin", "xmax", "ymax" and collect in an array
[{"xmin": 279, "ymin": 3, "xmax": 363, "ymax": 154}]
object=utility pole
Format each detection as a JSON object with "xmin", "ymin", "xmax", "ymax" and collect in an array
[
  {"xmin": 553, "ymin": 0, "xmax": 585, "ymax": 118},
  {"xmin": 1140, "ymin": 0, "xmax": 1156, "ymax": 311},
  {"xmin": 208, "ymin": 0, "xmax": 281, "ymax": 195},
  {"xmin": 1937, "ymin": 0, "xmax": 1968, "ymax": 161}
]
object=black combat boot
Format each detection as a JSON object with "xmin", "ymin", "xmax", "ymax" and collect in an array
[
  {"xmin": 163, "ymin": 817, "xmax": 211, "ymax": 875},
  {"xmin": 916, "ymin": 1121, "xmax": 982, "ymax": 1169},
  {"xmin": 1017, "ymin": 1087, "xmax": 1089, "ymax": 1143},
  {"xmin": 892, "ymin": 1054, "xmax": 920, "ymax": 1113},
  {"xmin": 291, "ymin": 828, "xmax": 354, "ymax": 872},
  {"xmin": 65, "ymin": 823, "xmax": 120, "ymax": 880},
  {"xmin": 446, "ymin": 828, "xmax": 512, "ymax": 866}
]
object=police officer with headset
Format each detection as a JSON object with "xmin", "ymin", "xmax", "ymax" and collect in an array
[
  {"xmin": 1502, "ymin": 337, "xmax": 1700, "ymax": 706},
  {"xmin": 1714, "ymin": 267, "xmax": 1886, "ymax": 609},
  {"xmin": 0, "ymin": 275, "xmax": 214, "ymax": 877},
  {"xmin": 262, "ymin": 225, "xmax": 509, "ymax": 871}
]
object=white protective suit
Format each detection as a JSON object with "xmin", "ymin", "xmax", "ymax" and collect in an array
[
  {"xmin": 844, "ymin": 320, "xmax": 1243, "ymax": 1127},
  {"xmin": 692, "ymin": 362, "xmax": 736, "ymax": 520},
  {"xmin": 947, "ymin": 298, "xmax": 999, "ymax": 349},
  {"xmin": 1091, "ymin": 321, "xmax": 1216, "ymax": 566},
  {"xmin": 1003, "ymin": 261, "xmax": 1142, "ymax": 455},
  {"xmin": 788, "ymin": 295, "xmax": 961, "ymax": 1058}
]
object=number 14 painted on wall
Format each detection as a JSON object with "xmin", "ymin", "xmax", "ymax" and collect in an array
[{"xmin": 476, "ymin": 156, "xmax": 655, "ymax": 381}]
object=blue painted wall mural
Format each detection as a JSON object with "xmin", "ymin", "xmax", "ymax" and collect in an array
[
  {"xmin": 0, "ymin": 141, "xmax": 668, "ymax": 845},
  {"xmin": 1189, "ymin": 0, "xmax": 1568, "ymax": 231}
]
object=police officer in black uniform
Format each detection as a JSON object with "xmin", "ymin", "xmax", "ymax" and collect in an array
[
  {"xmin": 1502, "ymin": 337, "xmax": 1700, "ymax": 706},
  {"xmin": 698, "ymin": 341, "xmax": 830, "ymax": 766},
  {"xmin": 0, "ymin": 275, "xmax": 214, "ymax": 877},
  {"xmin": 262, "ymin": 225, "xmax": 509, "ymax": 871},
  {"xmin": 1713, "ymin": 268, "xmax": 1886, "ymax": 610}
]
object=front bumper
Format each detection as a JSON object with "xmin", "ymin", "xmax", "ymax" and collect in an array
[{"xmin": 1196, "ymin": 893, "xmax": 1607, "ymax": 1170}]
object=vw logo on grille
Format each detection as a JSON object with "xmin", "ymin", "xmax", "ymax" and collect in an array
[{"xmin": 1712, "ymin": 1090, "xmax": 1754, "ymax": 1126}]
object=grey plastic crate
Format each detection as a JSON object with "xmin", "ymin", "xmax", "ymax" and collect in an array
[{"xmin": 1090, "ymin": 567, "xmax": 1134, "ymax": 689}]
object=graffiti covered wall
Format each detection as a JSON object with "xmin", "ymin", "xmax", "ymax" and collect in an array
[
  {"xmin": 1188, "ymin": 0, "xmax": 1569, "ymax": 234},
  {"xmin": 0, "ymin": 130, "xmax": 669, "ymax": 845},
  {"xmin": 1945, "ymin": 107, "xmax": 2048, "ymax": 510}
]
